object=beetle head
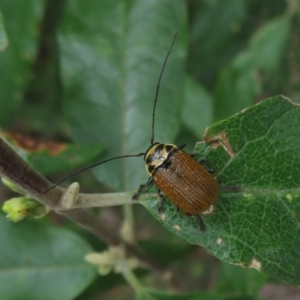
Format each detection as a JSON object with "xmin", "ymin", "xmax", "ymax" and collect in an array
[{"xmin": 144, "ymin": 143, "xmax": 176, "ymax": 175}]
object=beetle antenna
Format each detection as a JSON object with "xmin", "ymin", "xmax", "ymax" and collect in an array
[
  {"xmin": 44, "ymin": 152, "xmax": 145, "ymax": 194},
  {"xmin": 150, "ymin": 31, "xmax": 178, "ymax": 145}
]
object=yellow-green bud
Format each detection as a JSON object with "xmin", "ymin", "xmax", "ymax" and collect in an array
[{"xmin": 2, "ymin": 197, "xmax": 47, "ymax": 222}]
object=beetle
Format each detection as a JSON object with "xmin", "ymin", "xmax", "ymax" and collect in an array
[
  {"xmin": 133, "ymin": 142, "xmax": 218, "ymax": 217},
  {"xmin": 47, "ymin": 32, "xmax": 220, "ymax": 231}
]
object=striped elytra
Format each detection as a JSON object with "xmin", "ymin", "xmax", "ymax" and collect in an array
[
  {"xmin": 153, "ymin": 150, "xmax": 217, "ymax": 215},
  {"xmin": 143, "ymin": 143, "xmax": 218, "ymax": 215}
]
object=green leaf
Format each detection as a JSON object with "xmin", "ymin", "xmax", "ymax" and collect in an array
[
  {"xmin": 142, "ymin": 95, "xmax": 300, "ymax": 286},
  {"xmin": 188, "ymin": 0, "xmax": 247, "ymax": 87},
  {"xmin": 0, "ymin": 0, "xmax": 44, "ymax": 126},
  {"xmin": 216, "ymin": 262, "xmax": 267, "ymax": 296},
  {"xmin": 138, "ymin": 289, "xmax": 263, "ymax": 300},
  {"xmin": 249, "ymin": 17, "xmax": 290, "ymax": 72},
  {"xmin": 59, "ymin": 0, "xmax": 188, "ymax": 191},
  {"xmin": 27, "ymin": 143, "xmax": 106, "ymax": 176},
  {"xmin": 138, "ymin": 290, "xmax": 222, "ymax": 300},
  {"xmin": 214, "ymin": 17, "xmax": 290, "ymax": 121},
  {"xmin": 182, "ymin": 75, "xmax": 213, "ymax": 137},
  {"xmin": 214, "ymin": 51, "xmax": 262, "ymax": 122},
  {"xmin": 0, "ymin": 214, "xmax": 97, "ymax": 300},
  {"xmin": 0, "ymin": 7, "xmax": 8, "ymax": 51}
]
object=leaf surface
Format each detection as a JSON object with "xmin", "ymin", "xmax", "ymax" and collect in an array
[
  {"xmin": 182, "ymin": 75, "xmax": 213, "ymax": 137},
  {"xmin": 59, "ymin": 0, "xmax": 188, "ymax": 191},
  {"xmin": 0, "ymin": 8, "xmax": 8, "ymax": 51},
  {"xmin": 214, "ymin": 17, "xmax": 290, "ymax": 121},
  {"xmin": 0, "ymin": 0, "xmax": 43, "ymax": 125},
  {"xmin": 138, "ymin": 289, "xmax": 263, "ymax": 300},
  {"xmin": 0, "ymin": 215, "xmax": 96, "ymax": 300},
  {"xmin": 142, "ymin": 95, "xmax": 300, "ymax": 285}
]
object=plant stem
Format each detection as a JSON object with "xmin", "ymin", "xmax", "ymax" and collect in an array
[{"xmin": 0, "ymin": 137, "xmax": 171, "ymax": 283}]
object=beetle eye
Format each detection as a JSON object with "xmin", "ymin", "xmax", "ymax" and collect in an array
[
  {"xmin": 165, "ymin": 145, "xmax": 173, "ymax": 152},
  {"xmin": 147, "ymin": 165, "xmax": 155, "ymax": 174}
]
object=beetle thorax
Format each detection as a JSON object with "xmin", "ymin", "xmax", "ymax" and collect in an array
[{"xmin": 144, "ymin": 143, "xmax": 176, "ymax": 175}]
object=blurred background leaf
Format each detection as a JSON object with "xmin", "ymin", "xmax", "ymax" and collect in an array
[
  {"xmin": 0, "ymin": 0, "xmax": 44, "ymax": 125},
  {"xmin": 214, "ymin": 16, "xmax": 290, "ymax": 121},
  {"xmin": 0, "ymin": 7, "xmax": 8, "ymax": 51},
  {"xmin": 0, "ymin": 214, "xmax": 96, "ymax": 300},
  {"xmin": 1, "ymin": 0, "xmax": 300, "ymax": 299}
]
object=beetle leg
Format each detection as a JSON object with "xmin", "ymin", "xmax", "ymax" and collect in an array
[
  {"xmin": 157, "ymin": 191, "xmax": 179, "ymax": 214},
  {"xmin": 209, "ymin": 171, "xmax": 240, "ymax": 192},
  {"xmin": 198, "ymin": 157, "xmax": 216, "ymax": 172},
  {"xmin": 157, "ymin": 189, "xmax": 165, "ymax": 213},
  {"xmin": 197, "ymin": 158, "xmax": 207, "ymax": 165},
  {"xmin": 194, "ymin": 215, "xmax": 206, "ymax": 232},
  {"xmin": 212, "ymin": 172, "xmax": 240, "ymax": 192},
  {"xmin": 197, "ymin": 157, "xmax": 216, "ymax": 173},
  {"xmin": 221, "ymin": 183, "xmax": 240, "ymax": 192},
  {"xmin": 132, "ymin": 177, "xmax": 153, "ymax": 200}
]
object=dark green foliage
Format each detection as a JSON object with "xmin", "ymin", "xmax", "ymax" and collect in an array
[{"xmin": 0, "ymin": 0, "xmax": 299, "ymax": 299}]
